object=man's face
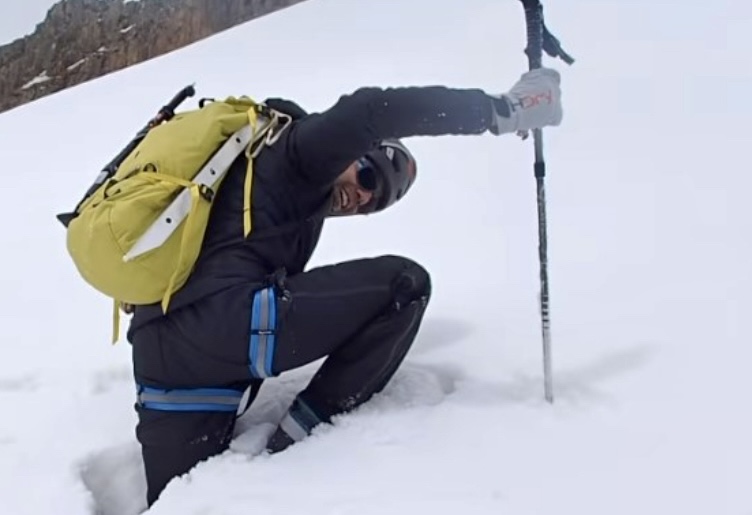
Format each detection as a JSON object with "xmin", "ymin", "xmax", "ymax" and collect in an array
[{"xmin": 328, "ymin": 158, "xmax": 382, "ymax": 216}]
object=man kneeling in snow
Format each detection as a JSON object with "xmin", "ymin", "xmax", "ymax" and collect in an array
[{"xmin": 128, "ymin": 68, "xmax": 563, "ymax": 506}]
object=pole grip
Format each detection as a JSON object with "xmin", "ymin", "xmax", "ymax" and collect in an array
[
  {"xmin": 152, "ymin": 84, "xmax": 196, "ymax": 126},
  {"xmin": 521, "ymin": 0, "xmax": 544, "ymax": 70}
]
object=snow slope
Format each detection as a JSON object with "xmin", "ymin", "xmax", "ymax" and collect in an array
[{"xmin": 0, "ymin": 0, "xmax": 750, "ymax": 513}]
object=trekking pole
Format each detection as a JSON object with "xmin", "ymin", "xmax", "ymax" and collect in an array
[
  {"xmin": 517, "ymin": 0, "xmax": 574, "ymax": 403},
  {"xmin": 56, "ymin": 84, "xmax": 196, "ymax": 227}
]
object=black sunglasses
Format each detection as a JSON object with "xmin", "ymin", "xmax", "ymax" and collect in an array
[
  {"xmin": 354, "ymin": 157, "xmax": 384, "ymax": 214},
  {"xmin": 355, "ymin": 157, "xmax": 381, "ymax": 192}
]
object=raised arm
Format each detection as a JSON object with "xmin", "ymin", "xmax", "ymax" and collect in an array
[{"xmin": 284, "ymin": 85, "xmax": 498, "ymax": 186}]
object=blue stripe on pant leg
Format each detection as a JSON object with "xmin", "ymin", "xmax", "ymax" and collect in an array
[
  {"xmin": 248, "ymin": 289, "xmax": 262, "ymax": 378},
  {"xmin": 137, "ymin": 386, "xmax": 244, "ymax": 412},
  {"xmin": 256, "ymin": 289, "xmax": 270, "ymax": 378},
  {"xmin": 264, "ymin": 289, "xmax": 277, "ymax": 377},
  {"xmin": 140, "ymin": 387, "xmax": 245, "ymax": 398},
  {"xmin": 248, "ymin": 287, "xmax": 278, "ymax": 379},
  {"xmin": 140, "ymin": 402, "xmax": 239, "ymax": 412}
]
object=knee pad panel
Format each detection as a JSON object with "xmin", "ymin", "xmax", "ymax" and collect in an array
[{"xmin": 386, "ymin": 256, "xmax": 431, "ymax": 309}]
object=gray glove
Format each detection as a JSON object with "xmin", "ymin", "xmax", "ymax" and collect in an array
[{"xmin": 490, "ymin": 68, "xmax": 563, "ymax": 134}]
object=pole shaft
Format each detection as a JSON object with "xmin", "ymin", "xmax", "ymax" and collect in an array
[
  {"xmin": 536, "ymin": 173, "xmax": 553, "ymax": 403},
  {"xmin": 521, "ymin": 0, "xmax": 554, "ymax": 403}
]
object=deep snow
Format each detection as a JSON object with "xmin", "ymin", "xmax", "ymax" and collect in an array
[{"xmin": 0, "ymin": 0, "xmax": 750, "ymax": 514}]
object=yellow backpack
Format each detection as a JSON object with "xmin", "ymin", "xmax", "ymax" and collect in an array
[{"xmin": 59, "ymin": 86, "xmax": 291, "ymax": 341}]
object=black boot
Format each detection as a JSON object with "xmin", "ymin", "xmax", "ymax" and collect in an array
[{"xmin": 265, "ymin": 396, "xmax": 328, "ymax": 454}]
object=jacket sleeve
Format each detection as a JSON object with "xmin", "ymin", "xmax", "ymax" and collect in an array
[{"xmin": 283, "ymin": 86, "xmax": 496, "ymax": 186}]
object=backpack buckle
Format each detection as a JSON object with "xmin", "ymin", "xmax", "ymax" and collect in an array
[
  {"xmin": 265, "ymin": 110, "xmax": 293, "ymax": 146},
  {"xmin": 198, "ymin": 184, "xmax": 215, "ymax": 202},
  {"xmin": 248, "ymin": 108, "xmax": 292, "ymax": 159}
]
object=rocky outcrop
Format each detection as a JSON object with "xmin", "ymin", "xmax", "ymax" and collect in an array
[{"xmin": 0, "ymin": 0, "xmax": 305, "ymax": 113}]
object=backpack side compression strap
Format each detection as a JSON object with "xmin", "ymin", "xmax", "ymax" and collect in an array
[{"xmin": 123, "ymin": 118, "xmax": 269, "ymax": 262}]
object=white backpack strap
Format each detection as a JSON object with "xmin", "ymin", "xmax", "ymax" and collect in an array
[{"xmin": 124, "ymin": 115, "xmax": 273, "ymax": 262}]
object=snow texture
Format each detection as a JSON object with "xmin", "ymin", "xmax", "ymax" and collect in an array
[{"xmin": 0, "ymin": 0, "xmax": 750, "ymax": 514}]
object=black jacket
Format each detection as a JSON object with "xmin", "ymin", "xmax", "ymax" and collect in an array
[{"xmin": 129, "ymin": 85, "xmax": 497, "ymax": 333}]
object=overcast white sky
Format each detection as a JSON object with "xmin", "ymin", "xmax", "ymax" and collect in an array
[{"xmin": 0, "ymin": 0, "xmax": 58, "ymax": 45}]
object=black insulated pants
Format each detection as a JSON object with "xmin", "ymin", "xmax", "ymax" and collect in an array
[{"xmin": 132, "ymin": 255, "xmax": 431, "ymax": 505}]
